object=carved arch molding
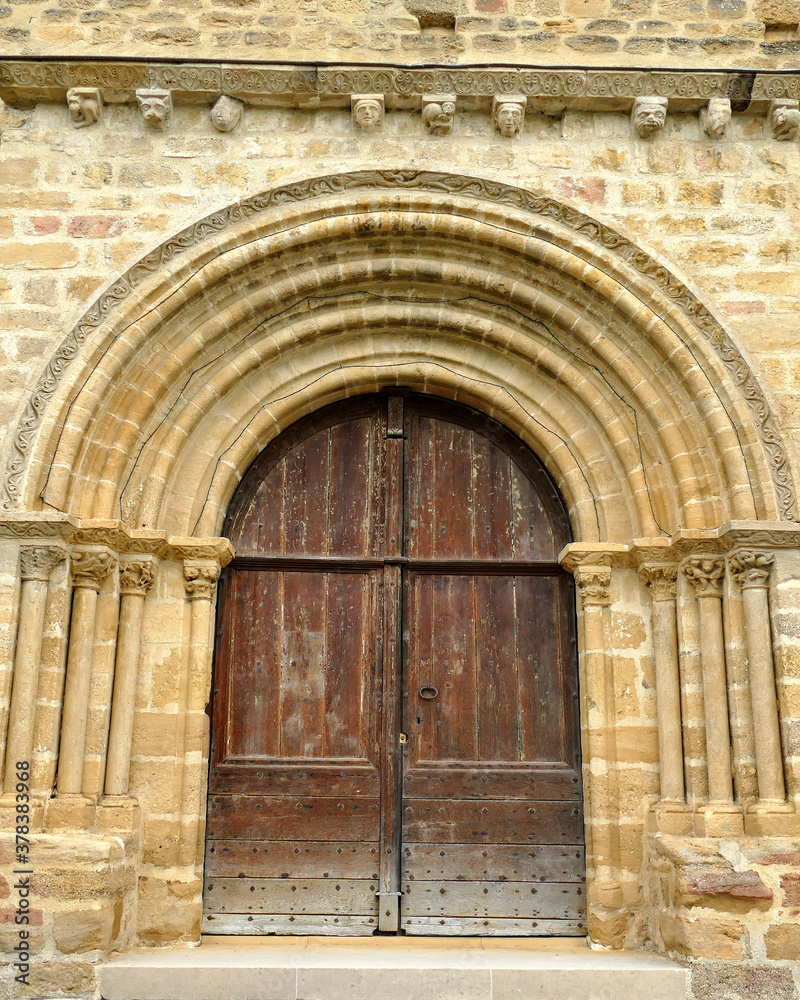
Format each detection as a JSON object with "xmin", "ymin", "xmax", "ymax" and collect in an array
[{"xmin": 1, "ymin": 169, "xmax": 796, "ymax": 537}]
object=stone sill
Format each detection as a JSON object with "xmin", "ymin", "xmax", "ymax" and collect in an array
[{"xmin": 100, "ymin": 935, "xmax": 687, "ymax": 1000}]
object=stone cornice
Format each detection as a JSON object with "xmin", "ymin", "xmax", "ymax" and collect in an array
[{"xmin": 1, "ymin": 59, "xmax": 797, "ymax": 113}]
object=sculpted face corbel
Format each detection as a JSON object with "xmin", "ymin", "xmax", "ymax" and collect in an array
[
  {"xmin": 492, "ymin": 95, "xmax": 526, "ymax": 138},
  {"xmin": 136, "ymin": 88, "xmax": 173, "ymax": 129},
  {"xmin": 702, "ymin": 97, "xmax": 731, "ymax": 138},
  {"xmin": 632, "ymin": 96, "xmax": 668, "ymax": 138},
  {"xmin": 211, "ymin": 95, "xmax": 244, "ymax": 133},
  {"xmin": 66, "ymin": 87, "xmax": 102, "ymax": 129},
  {"xmin": 351, "ymin": 93, "xmax": 384, "ymax": 131}
]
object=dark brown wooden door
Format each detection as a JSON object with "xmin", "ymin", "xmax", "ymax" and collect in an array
[{"xmin": 204, "ymin": 395, "xmax": 584, "ymax": 937}]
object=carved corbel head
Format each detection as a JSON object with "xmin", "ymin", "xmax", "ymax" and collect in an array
[
  {"xmin": 352, "ymin": 94, "xmax": 384, "ymax": 131},
  {"xmin": 66, "ymin": 87, "xmax": 102, "ymax": 129},
  {"xmin": 702, "ymin": 97, "xmax": 731, "ymax": 139},
  {"xmin": 492, "ymin": 95, "xmax": 526, "ymax": 138},
  {"xmin": 135, "ymin": 88, "xmax": 173, "ymax": 129},
  {"xmin": 769, "ymin": 98, "xmax": 800, "ymax": 142},
  {"xmin": 632, "ymin": 96, "xmax": 668, "ymax": 139},
  {"xmin": 422, "ymin": 95, "xmax": 456, "ymax": 136},
  {"xmin": 211, "ymin": 95, "xmax": 244, "ymax": 133}
]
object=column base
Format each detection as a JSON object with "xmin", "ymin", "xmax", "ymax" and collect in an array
[
  {"xmin": 744, "ymin": 800, "xmax": 800, "ymax": 836},
  {"xmin": 0, "ymin": 792, "xmax": 46, "ymax": 832},
  {"xmin": 97, "ymin": 794, "xmax": 141, "ymax": 833},
  {"xmin": 649, "ymin": 799, "xmax": 693, "ymax": 834},
  {"xmin": 45, "ymin": 793, "xmax": 96, "ymax": 830},
  {"xmin": 695, "ymin": 802, "xmax": 744, "ymax": 837}
]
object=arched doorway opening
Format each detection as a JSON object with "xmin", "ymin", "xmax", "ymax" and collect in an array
[{"xmin": 204, "ymin": 392, "xmax": 584, "ymax": 936}]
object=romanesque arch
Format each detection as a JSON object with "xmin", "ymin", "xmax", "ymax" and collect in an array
[{"xmin": 1, "ymin": 171, "xmax": 798, "ymax": 958}]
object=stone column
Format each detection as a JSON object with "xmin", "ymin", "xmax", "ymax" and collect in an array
[
  {"xmin": 56, "ymin": 547, "xmax": 116, "ymax": 805},
  {"xmin": 638, "ymin": 561, "xmax": 691, "ymax": 834},
  {"xmin": 728, "ymin": 549, "xmax": 794, "ymax": 830},
  {"xmin": 683, "ymin": 554, "xmax": 743, "ymax": 836},
  {"xmin": 104, "ymin": 556, "xmax": 156, "ymax": 796},
  {"xmin": 562, "ymin": 547, "xmax": 623, "ymax": 910},
  {"xmin": 3, "ymin": 546, "xmax": 65, "ymax": 793},
  {"xmin": 178, "ymin": 557, "xmax": 222, "ymax": 867}
]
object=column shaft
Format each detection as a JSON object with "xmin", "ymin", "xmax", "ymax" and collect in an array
[
  {"xmin": 652, "ymin": 596, "xmax": 685, "ymax": 803},
  {"xmin": 105, "ymin": 592, "xmax": 145, "ymax": 795},
  {"xmin": 4, "ymin": 578, "xmax": 48, "ymax": 788},
  {"xmin": 178, "ymin": 558, "xmax": 220, "ymax": 867},
  {"xmin": 57, "ymin": 586, "xmax": 99, "ymax": 794},
  {"xmin": 697, "ymin": 594, "xmax": 734, "ymax": 804}
]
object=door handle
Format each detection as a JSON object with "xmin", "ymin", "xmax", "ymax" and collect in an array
[{"xmin": 419, "ymin": 685, "xmax": 438, "ymax": 700}]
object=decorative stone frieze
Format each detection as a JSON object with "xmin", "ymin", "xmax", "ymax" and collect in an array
[
  {"xmin": 351, "ymin": 93, "xmax": 384, "ymax": 131},
  {"xmin": 492, "ymin": 95, "xmax": 526, "ymax": 137},
  {"xmin": 2, "ymin": 61, "xmax": 796, "ymax": 113},
  {"xmin": 210, "ymin": 95, "xmax": 243, "ymax": 133},
  {"xmin": 632, "ymin": 96, "xmax": 668, "ymax": 138},
  {"xmin": 703, "ymin": 97, "xmax": 731, "ymax": 138},
  {"xmin": 70, "ymin": 548, "xmax": 116, "ymax": 591},
  {"xmin": 683, "ymin": 555, "xmax": 725, "ymax": 599},
  {"xmin": 729, "ymin": 549, "xmax": 774, "ymax": 589},
  {"xmin": 183, "ymin": 559, "xmax": 222, "ymax": 601},
  {"xmin": 66, "ymin": 87, "xmax": 102, "ymax": 129},
  {"xmin": 135, "ymin": 88, "xmax": 172, "ymax": 129},
  {"xmin": 421, "ymin": 95, "xmax": 455, "ymax": 135},
  {"xmin": 769, "ymin": 98, "xmax": 800, "ymax": 142},
  {"xmin": 20, "ymin": 545, "xmax": 65, "ymax": 582}
]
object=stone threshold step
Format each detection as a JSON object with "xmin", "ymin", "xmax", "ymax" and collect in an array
[{"xmin": 100, "ymin": 935, "xmax": 687, "ymax": 1000}]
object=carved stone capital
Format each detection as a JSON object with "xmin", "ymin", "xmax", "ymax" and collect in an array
[
  {"xmin": 119, "ymin": 556, "xmax": 157, "ymax": 597},
  {"xmin": 70, "ymin": 547, "xmax": 117, "ymax": 591},
  {"xmin": 19, "ymin": 545, "xmax": 66, "ymax": 582},
  {"xmin": 574, "ymin": 565, "xmax": 612, "ymax": 606},
  {"xmin": 638, "ymin": 563, "xmax": 678, "ymax": 602},
  {"xmin": 729, "ymin": 549, "xmax": 774, "ymax": 590},
  {"xmin": 183, "ymin": 559, "xmax": 221, "ymax": 601},
  {"xmin": 683, "ymin": 555, "xmax": 725, "ymax": 599}
]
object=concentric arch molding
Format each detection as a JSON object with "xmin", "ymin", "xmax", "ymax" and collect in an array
[
  {"xmin": 0, "ymin": 59, "xmax": 798, "ymax": 110},
  {"xmin": 1, "ymin": 168, "xmax": 796, "ymax": 522}
]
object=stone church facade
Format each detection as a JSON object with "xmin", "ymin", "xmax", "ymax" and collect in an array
[{"xmin": 1, "ymin": 1, "xmax": 800, "ymax": 997}]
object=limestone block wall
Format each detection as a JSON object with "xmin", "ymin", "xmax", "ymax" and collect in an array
[
  {"xmin": 1, "ymin": 45, "xmax": 800, "ymax": 1000},
  {"xmin": 2, "ymin": 0, "xmax": 800, "ymax": 66}
]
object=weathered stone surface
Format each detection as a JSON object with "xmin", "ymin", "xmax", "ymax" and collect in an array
[
  {"xmin": 682, "ymin": 871, "xmax": 773, "ymax": 900},
  {"xmin": 53, "ymin": 901, "xmax": 120, "ymax": 954},
  {"xmin": 690, "ymin": 961, "xmax": 799, "ymax": 1000}
]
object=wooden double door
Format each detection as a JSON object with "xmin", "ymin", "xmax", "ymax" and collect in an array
[{"xmin": 204, "ymin": 394, "xmax": 585, "ymax": 936}]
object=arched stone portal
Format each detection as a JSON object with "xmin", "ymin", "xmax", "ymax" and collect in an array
[{"xmin": 0, "ymin": 171, "xmax": 798, "ymax": 972}]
